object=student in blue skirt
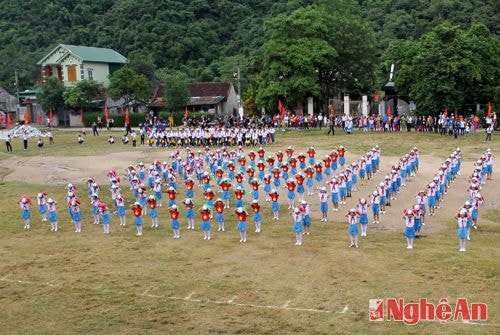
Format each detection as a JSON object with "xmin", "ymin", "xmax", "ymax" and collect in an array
[
  {"xmin": 292, "ymin": 207, "xmax": 304, "ymax": 246},
  {"xmin": 99, "ymin": 202, "xmax": 111, "ymax": 234},
  {"xmin": 36, "ymin": 192, "xmax": 48, "ymax": 222},
  {"xmin": 19, "ymin": 195, "xmax": 32, "ymax": 230},
  {"xmin": 455, "ymin": 209, "xmax": 469, "ymax": 252},
  {"xmin": 403, "ymin": 209, "xmax": 416, "ymax": 249},
  {"xmin": 346, "ymin": 208, "xmax": 360, "ymax": 248},
  {"xmin": 47, "ymin": 198, "xmax": 58, "ymax": 232},
  {"xmin": 357, "ymin": 198, "xmax": 370, "ymax": 236},
  {"xmin": 318, "ymin": 187, "xmax": 328, "ymax": 222}
]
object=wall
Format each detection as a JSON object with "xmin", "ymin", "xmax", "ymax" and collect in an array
[
  {"xmin": 59, "ymin": 54, "xmax": 83, "ymax": 86},
  {"xmin": 83, "ymin": 62, "xmax": 111, "ymax": 87}
]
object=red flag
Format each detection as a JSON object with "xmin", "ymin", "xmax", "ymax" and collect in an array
[
  {"xmin": 24, "ymin": 112, "xmax": 29, "ymax": 125},
  {"xmin": 125, "ymin": 106, "xmax": 130, "ymax": 125},
  {"xmin": 444, "ymin": 107, "xmax": 448, "ymax": 118},
  {"xmin": 374, "ymin": 94, "xmax": 379, "ymax": 103},
  {"xmin": 278, "ymin": 99, "xmax": 286, "ymax": 118},
  {"xmin": 104, "ymin": 104, "xmax": 109, "ymax": 123},
  {"xmin": 80, "ymin": 107, "xmax": 83, "ymax": 123},
  {"xmin": 487, "ymin": 101, "xmax": 492, "ymax": 118},
  {"xmin": 387, "ymin": 104, "xmax": 392, "ymax": 117},
  {"xmin": 37, "ymin": 111, "xmax": 42, "ymax": 125},
  {"xmin": 0, "ymin": 112, "xmax": 3, "ymax": 125},
  {"xmin": 6, "ymin": 113, "xmax": 11, "ymax": 128},
  {"xmin": 184, "ymin": 106, "xmax": 189, "ymax": 119},
  {"xmin": 49, "ymin": 109, "xmax": 53, "ymax": 124},
  {"xmin": 330, "ymin": 103, "xmax": 335, "ymax": 116}
]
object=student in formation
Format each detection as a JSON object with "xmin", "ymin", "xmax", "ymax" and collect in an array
[
  {"xmin": 214, "ymin": 198, "xmax": 226, "ymax": 232},
  {"xmin": 99, "ymin": 202, "xmax": 111, "ymax": 234},
  {"xmin": 182, "ymin": 198, "xmax": 195, "ymax": 230},
  {"xmin": 286, "ymin": 178, "xmax": 296, "ymax": 210},
  {"xmin": 169, "ymin": 204, "xmax": 181, "ymax": 239},
  {"xmin": 300, "ymin": 200, "xmax": 312, "ymax": 235},
  {"xmin": 357, "ymin": 198, "xmax": 370, "ymax": 237},
  {"xmin": 47, "ymin": 198, "xmax": 58, "ymax": 232},
  {"xmin": 292, "ymin": 207, "xmax": 304, "ymax": 246},
  {"xmin": 235, "ymin": 207, "xmax": 249, "ymax": 243},
  {"xmin": 346, "ymin": 208, "xmax": 360, "ymax": 248},
  {"xmin": 116, "ymin": 194, "xmax": 126, "ymax": 226},
  {"xmin": 403, "ymin": 208, "xmax": 416, "ymax": 249},
  {"xmin": 70, "ymin": 198, "xmax": 82, "ymax": 233},
  {"xmin": 91, "ymin": 194, "xmax": 100, "ymax": 225},
  {"xmin": 19, "ymin": 195, "xmax": 32, "ymax": 230},
  {"xmin": 251, "ymin": 199, "xmax": 262, "ymax": 233},
  {"xmin": 371, "ymin": 190, "xmax": 380, "ymax": 224},
  {"xmin": 269, "ymin": 189, "xmax": 280, "ymax": 220},
  {"xmin": 130, "ymin": 202, "xmax": 144, "ymax": 236},
  {"xmin": 146, "ymin": 195, "xmax": 159, "ymax": 228},
  {"xmin": 36, "ymin": 192, "xmax": 48, "ymax": 221},
  {"xmin": 455, "ymin": 208, "xmax": 469, "ymax": 252},
  {"xmin": 200, "ymin": 204, "xmax": 212, "ymax": 240},
  {"xmin": 318, "ymin": 186, "xmax": 329, "ymax": 222}
]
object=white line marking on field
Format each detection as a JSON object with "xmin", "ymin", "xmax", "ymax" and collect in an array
[
  {"xmin": 340, "ymin": 305, "xmax": 349, "ymax": 313},
  {"xmin": 1, "ymin": 277, "xmax": 499, "ymax": 326}
]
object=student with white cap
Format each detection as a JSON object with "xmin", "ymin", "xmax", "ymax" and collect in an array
[
  {"xmin": 292, "ymin": 207, "xmax": 304, "ymax": 246},
  {"xmin": 455, "ymin": 208, "xmax": 469, "ymax": 252},
  {"xmin": 346, "ymin": 208, "xmax": 360, "ymax": 248},
  {"xmin": 47, "ymin": 198, "xmax": 58, "ymax": 232}
]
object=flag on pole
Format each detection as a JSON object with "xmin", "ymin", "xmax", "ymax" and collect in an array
[
  {"xmin": 6, "ymin": 113, "xmax": 11, "ymax": 128},
  {"xmin": 330, "ymin": 103, "xmax": 335, "ymax": 116},
  {"xmin": 125, "ymin": 106, "xmax": 130, "ymax": 125},
  {"xmin": 0, "ymin": 112, "xmax": 3, "ymax": 125},
  {"xmin": 444, "ymin": 107, "xmax": 448, "ymax": 118},
  {"xmin": 387, "ymin": 104, "xmax": 392, "ymax": 117},
  {"xmin": 487, "ymin": 101, "xmax": 492, "ymax": 118},
  {"xmin": 80, "ymin": 107, "xmax": 83, "ymax": 123},
  {"xmin": 278, "ymin": 99, "xmax": 286, "ymax": 118},
  {"xmin": 104, "ymin": 104, "xmax": 109, "ymax": 123},
  {"xmin": 37, "ymin": 110, "xmax": 42, "ymax": 125},
  {"xmin": 24, "ymin": 111, "xmax": 29, "ymax": 125},
  {"xmin": 49, "ymin": 109, "xmax": 53, "ymax": 124},
  {"xmin": 184, "ymin": 106, "xmax": 189, "ymax": 119}
]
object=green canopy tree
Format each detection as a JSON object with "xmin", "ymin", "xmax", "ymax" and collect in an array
[
  {"xmin": 254, "ymin": 2, "xmax": 376, "ymax": 113},
  {"xmin": 108, "ymin": 67, "xmax": 151, "ymax": 110},
  {"xmin": 386, "ymin": 22, "xmax": 500, "ymax": 114},
  {"xmin": 37, "ymin": 77, "xmax": 65, "ymax": 112},
  {"xmin": 156, "ymin": 69, "xmax": 190, "ymax": 113},
  {"xmin": 63, "ymin": 80, "xmax": 102, "ymax": 110},
  {"xmin": 255, "ymin": 5, "xmax": 337, "ymax": 112}
]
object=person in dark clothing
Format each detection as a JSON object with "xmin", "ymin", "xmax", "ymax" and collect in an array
[
  {"xmin": 92, "ymin": 121, "xmax": 99, "ymax": 136},
  {"xmin": 327, "ymin": 115, "xmax": 335, "ymax": 135}
]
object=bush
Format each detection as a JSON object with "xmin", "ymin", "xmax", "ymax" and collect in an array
[{"xmin": 83, "ymin": 112, "xmax": 147, "ymax": 127}]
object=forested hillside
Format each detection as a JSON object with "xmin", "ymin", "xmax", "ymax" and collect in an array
[{"xmin": 0, "ymin": 0, "xmax": 498, "ymax": 113}]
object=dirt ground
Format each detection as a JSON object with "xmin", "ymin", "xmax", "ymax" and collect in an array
[{"xmin": 1, "ymin": 149, "xmax": 498, "ymax": 235}]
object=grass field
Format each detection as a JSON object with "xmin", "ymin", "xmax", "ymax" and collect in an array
[{"xmin": 0, "ymin": 128, "xmax": 498, "ymax": 334}]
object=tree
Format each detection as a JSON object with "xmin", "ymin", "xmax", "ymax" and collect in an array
[
  {"xmin": 37, "ymin": 77, "xmax": 65, "ymax": 112},
  {"xmin": 254, "ymin": 2, "xmax": 376, "ymax": 113},
  {"xmin": 386, "ymin": 22, "xmax": 500, "ymax": 114},
  {"xmin": 127, "ymin": 50, "xmax": 157, "ymax": 82},
  {"xmin": 157, "ymin": 69, "xmax": 190, "ymax": 113},
  {"xmin": 107, "ymin": 67, "xmax": 151, "ymax": 109},
  {"xmin": 63, "ymin": 80, "xmax": 102, "ymax": 110},
  {"xmin": 255, "ymin": 5, "xmax": 337, "ymax": 112}
]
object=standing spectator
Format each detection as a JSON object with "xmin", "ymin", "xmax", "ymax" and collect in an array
[
  {"xmin": 485, "ymin": 124, "xmax": 493, "ymax": 142},
  {"xmin": 92, "ymin": 121, "xmax": 99, "ymax": 136},
  {"xmin": 47, "ymin": 131, "xmax": 54, "ymax": 145},
  {"xmin": 5, "ymin": 134, "xmax": 12, "ymax": 153},
  {"xmin": 22, "ymin": 132, "xmax": 28, "ymax": 150}
]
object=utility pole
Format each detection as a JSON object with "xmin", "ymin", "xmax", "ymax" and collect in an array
[
  {"xmin": 15, "ymin": 69, "xmax": 20, "ymax": 122},
  {"xmin": 237, "ymin": 61, "xmax": 243, "ymax": 119}
]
